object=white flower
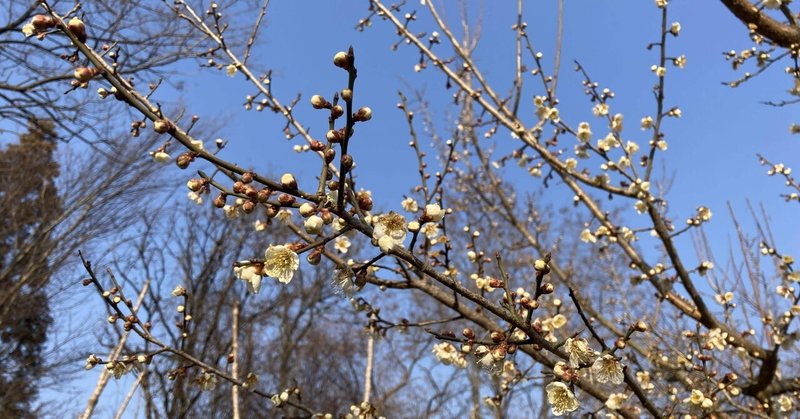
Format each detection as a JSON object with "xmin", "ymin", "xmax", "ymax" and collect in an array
[
  {"xmin": 171, "ymin": 285, "xmax": 187, "ymax": 297},
  {"xmin": 85, "ymin": 354, "xmax": 100, "ymax": 370},
  {"xmin": 592, "ymin": 354, "xmax": 624, "ymax": 384},
  {"xmin": 187, "ymin": 191, "xmax": 203, "ymax": 205},
  {"xmin": 334, "ymin": 236, "xmax": 351, "ymax": 254},
  {"xmin": 580, "ymin": 228, "xmax": 596, "ymax": 243},
  {"xmin": 421, "ymin": 223, "xmax": 439, "ymax": 240},
  {"xmin": 778, "ymin": 394, "xmax": 794, "ymax": 412},
  {"xmin": 432, "ymin": 342, "xmax": 467, "ymax": 368},
  {"xmin": 22, "ymin": 23, "xmax": 35, "ymax": 37},
  {"xmin": 401, "ymin": 197, "xmax": 419, "ymax": 212},
  {"xmin": 196, "ymin": 371, "xmax": 218, "ymax": 391},
  {"xmin": 546, "ymin": 382, "xmax": 580, "ymax": 416},
  {"xmin": 592, "ymin": 103, "xmax": 609, "ymax": 117},
  {"xmin": 234, "ymin": 263, "xmax": 263, "ymax": 294},
  {"xmin": 264, "ymin": 245, "xmax": 300, "ymax": 284},
  {"xmin": 254, "ymin": 219, "xmax": 268, "ymax": 232},
  {"xmin": 670, "ymin": 22, "xmax": 681, "ymax": 36},
  {"xmin": 373, "ymin": 212, "xmax": 407, "ymax": 252},
  {"xmin": 564, "ymin": 337, "xmax": 595, "ymax": 368},
  {"xmin": 153, "ymin": 151, "xmax": 171, "ymax": 163},
  {"xmin": 605, "ymin": 393, "xmax": 628, "ymax": 410},
  {"xmin": 223, "ymin": 204, "xmax": 240, "ymax": 219},
  {"xmin": 640, "ymin": 116, "xmax": 654, "ymax": 130},
  {"xmin": 576, "ymin": 122, "xmax": 592, "ymax": 142},
  {"xmin": 226, "ymin": 64, "xmax": 237, "ymax": 77}
]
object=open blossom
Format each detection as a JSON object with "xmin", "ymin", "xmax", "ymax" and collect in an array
[
  {"xmin": 592, "ymin": 354, "xmax": 624, "ymax": 384},
  {"xmin": 401, "ymin": 196, "xmax": 418, "ymax": 212},
  {"xmin": 576, "ymin": 122, "xmax": 592, "ymax": 142},
  {"xmin": 334, "ymin": 236, "xmax": 351, "ymax": 253},
  {"xmin": 605, "ymin": 393, "xmax": 628, "ymax": 410},
  {"xmin": 580, "ymin": 228, "xmax": 596, "ymax": 243},
  {"xmin": 234, "ymin": 262, "xmax": 263, "ymax": 294},
  {"xmin": 196, "ymin": 371, "xmax": 218, "ymax": 391},
  {"xmin": 153, "ymin": 151, "xmax": 171, "ymax": 163},
  {"xmin": 432, "ymin": 342, "xmax": 467, "ymax": 368},
  {"xmin": 546, "ymin": 382, "xmax": 580, "ymax": 416},
  {"xmin": 564, "ymin": 337, "xmax": 595, "ymax": 368},
  {"xmin": 264, "ymin": 245, "xmax": 300, "ymax": 284},
  {"xmin": 373, "ymin": 212, "xmax": 407, "ymax": 252}
]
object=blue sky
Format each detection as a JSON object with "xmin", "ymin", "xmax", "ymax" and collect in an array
[
  {"xmin": 41, "ymin": 0, "xmax": 800, "ymax": 415},
  {"xmin": 170, "ymin": 0, "xmax": 799, "ymax": 256}
]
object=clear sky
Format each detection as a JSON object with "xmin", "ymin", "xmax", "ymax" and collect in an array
[
  {"xmin": 171, "ymin": 0, "xmax": 800, "ymax": 257},
  {"xmin": 45, "ymin": 0, "xmax": 800, "ymax": 416}
]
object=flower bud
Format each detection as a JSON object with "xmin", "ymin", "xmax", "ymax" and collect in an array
[
  {"xmin": 304, "ymin": 215, "xmax": 324, "ymax": 235},
  {"xmin": 310, "ymin": 95, "xmax": 328, "ymax": 109},
  {"xmin": 309, "ymin": 140, "xmax": 325, "ymax": 151},
  {"xmin": 354, "ymin": 107, "xmax": 372, "ymax": 122},
  {"xmin": 634, "ymin": 320, "xmax": 648, "ymax": 332},
  {"xmin": 232, "ymin": 181, "xmax": 245, "ymax": 194},
  {"xmin": 242, "ymin": 200, "xmax": 256, "ymax": 213},
  {"xmin": 341, "ymin": 154, "xmax": 354, "ymax": 170},
  {"xmin": 490, "ymin": 331, "xmax": 505, "ymax": 342},
  {"xmin": 257, "ymin": 188, "xmax": 272, "ymax": 202},
  {"xmin": 244, "ymin": 185, "xmax": 258, "ymax": 199},
  {"xmin": 186, "ymin": 179, "xmax": 204, "ymax": 192},
  {"xmin": 213, "ymin": 193, "xmax": 227, "ymax": 208},
  {"xmin": 306, "ymin": 250, "xmax": 322, "ymax": 265},
  {"xmin": 539, "ymin": 282, "xmax": 554, "ymax": 294},
  {"xmin": 332, "ymin": 105, "xmax": 344, "ymax": 118},
  {"xmin": 68, "ymin": 17, "xmax": 87, "ymax": 43},
  {"xmin": 333, "ymin": 51, "xmax": 349, "ymax": 69},
  {"xmin": 176, "ymin": 152, "xmax": 194, "ymax": 169},
  {"xmin": 341, "ymin": 89, "xmax": 353, "ymax": 102},
  {"xmin": 324, "ymin": 148, "xmax": 336, "ymax": 163},
  {"xmin": 241, "ymin": 172, "xmax": 254, "ymax": 184},
  {"xmin": 280, "ymin": 173, "xmax": 297, "ymax": 189},
  {"xmin": 73, "ymin": 67, "xmax": 95, "ymax": 83},
  {"xmin": 422, "ymin": 204, "xmax": 444, "ymax": 222},
  {"xmin": 356, "ymin": 190, "xmax": 373, "ymax": 211},
  {"xmin": 298, "ymin": 203, "xmax": 316, "ymax": 217},
  {"xmin": 320, "ymin": 209, "xmax": 333, "ymax": 224},
  {"xmin": 153, "ymin": 119, "xmax": 172, "ymax": 134},
  {"xmin": 265, "ymin": 204, "xmax": 279, "ymax": 218},
  {"xmin": 326, "ymin": 129, "xmax": 341, "ymax": 143},
  {"xmin": 462, "ymin": 328, "xmax": 475, "ymax": 339},
  {"xmin": 278, "ymin": 193, "xmax": 295, "ymax": 206},
  {"xmin": 31, "ymin": 15, "xmax": 55, "ymax": 31}
]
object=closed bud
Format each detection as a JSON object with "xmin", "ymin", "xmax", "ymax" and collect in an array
[
  {"xmin": 278, "ymin": 193, "xmax": 295, "ymax": 206},
  {"xmin": 310, "ymin": 95, "xmax": 327, "ymax": 109},
  {"xmin": 341, "ymin": 154, "xmax": 354, "ymax": 170},
  {"xmin": 615, "ymin": 338, "xmax": 626, "ymax": 349},
  {"xmin": 326, "ymin": 129, "xmax": 341, "ymax": 143},
  {"xmin": 242, "ymin": 200, "xmax": 256, "ymax": 213},
  {"xmin": 31, "ymin": 15, "xmax": 55, "ymax": 31},
  {"xmin": 539, "ymin": 282, "xmax": 554, "ymax": 294},
  {"xmin": 309, "ymin": 140, "xmax": 325, "ymax": 151},
  {"xmin": 320, "ymin": 209, "xmax": 333, "ymax": 224},
  {"xmin": 232, "ymin": 181, "xmax": 245, "ymax": 194},
  {"xmin": 356, "ymin": 190, "xmax": 373, "ymax": 211},
  {"xmin": 507, "ymin": 344, "xmax": 517, "ymax": 354},
  {"xmin": 280, "ymin": 173, "xmax": 297, "ymax": 189},
  {"xmin": 327, "ymin": 180, "xmax": 339, "ymax": 190},
  {"xmin": 73, "ymin": 67, "xmax": 95, "ymax": 83},
  {"xmin": 257, "ymin": 188, "xmax": 272, "ymax": 202},
  {"xmin": 298, "ymin": 203, "xmax": 316, "ymax": 217},
  {"xmin": 324, "ymin": 148, "xmax": 336, "ymax": 163},
  {"xmin": 82, "ymin": 278, "xmax": 92, "ymax": 286},
  {"xmin": 332, "ymin": 105, "xmax": 344, "ymax": 118},
  {"xmin": 488, "ymin": 278, "xmax": 505, "ymax": 288},
  {"xmin": 244, "ymin": 185, "xmax": 258, "ymax": 198},
  {"xmin": 153, "ymin": 119, "xmax": 172, "ymax": 134},
  {"xmin": 176, "ymin": 152, "xmax": 194, "ymax": 169},
  {"xmin": 241, "ymin": 172, "xmax": 254, "ymax": 183},
  {"xmin": 333, "ymin": 51, "xmax": 349, "ymax": 69},
  {"xmin": 634, "ymin": 320, "xmax": 648, "ymax": 332},
  {"xmin": 354, "ymin": 107, "xmax": 373, "ymax": 122},
  {"xmin": 462, "ymin": 328, "xmax": 475, "ymax": 339},
  {"xmin": 68, "ymin": 17, "xmax": 87, "ymax": 43},
  {"xmin": 490, "ymin": 331, "xmax": 505, "ymax": 342},
  {"xmin": 265, "ymin": 204, "xmax": 280, "ymax": 218},
  {"xmin": 306, "ymin": 250, "xmax": 322, "ymax": 265},
  {"xmin": 341, "ymin": 89, "xmax": 352, "ymax": 102},
  {"xmin": 186, "ymin": 178, "xmax": 204, "ymax": 192}
]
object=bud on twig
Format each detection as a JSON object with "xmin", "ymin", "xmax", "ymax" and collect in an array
[
  {"xmin": 333, "ymin": 51, "xmax": 349, "ymax": 69},
  {"xmin": 67, "ymin": 17, "xmax": 87, "ymax": 43},
  {"xmin": 354, "ymin": 107, "xmax": 373, "ymax": 122}
]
